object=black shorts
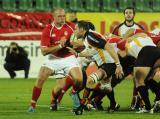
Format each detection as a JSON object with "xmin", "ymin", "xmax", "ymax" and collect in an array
[
  {"xmin": 135, "ymin": 46, "xmax": 160, "ymax": 67},
  {"xmin": 99, "ymin": 63, "xmax": 116, "ymax": 78},
  {"xmin": 119, "ymin": 55, "xmax": 136, "ymax": 76},
  {"xmin": 111, "ymin": 55, "xmax": 136, "ymax": 87}
]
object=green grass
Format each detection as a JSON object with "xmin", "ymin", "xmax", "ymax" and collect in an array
[{"xmin": 0, "ymin": 78, "xmax": 160, "ymax": 119}]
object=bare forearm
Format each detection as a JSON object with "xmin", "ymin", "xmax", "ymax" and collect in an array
[
  {"xmin": 105, "ymin": 43, "xmax": 120, "ymax": 63},
  {"xmin": 41, "ymin": 45, "xmax": 62, "ymax": 56},
  {"xmin": 78, "ymin": 49, "xmax": 92, "ymax": 57}
]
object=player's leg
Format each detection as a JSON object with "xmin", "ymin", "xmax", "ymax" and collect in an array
[
  {"xmin": 134, "ymin": 67, "xmax": 151, "ymax": 113},
  {"xmin": 69, "ymin": 66, "xmax": 84, "ymax": 115},
  {"xmin": 50, "ymin": 76, "xmax": 73, "ymax": 111},
  {"xmin": 28, "ymin": 66, "xmax": 53, "ymax": 112}
]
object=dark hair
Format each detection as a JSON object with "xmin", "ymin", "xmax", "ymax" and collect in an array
[
  {"xmin": 77, "ymin": 20, "xmax": 95, "ymax": 31},
  {"xmin": 124, "ymin": 7, "xmax": 135, "ymax": 15},
  {"xmin": 10, "ymin": 42, "xmax": 18, "ymax": 46}
]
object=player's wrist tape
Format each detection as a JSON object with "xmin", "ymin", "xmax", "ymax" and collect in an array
[{"xmin": 116, "ymin": 62, "xmax": 120, "ymax": 66}]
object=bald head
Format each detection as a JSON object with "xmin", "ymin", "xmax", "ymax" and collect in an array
[{"xmin": 53, "ymin": 8, "xmax": 66, "ymax": 27}]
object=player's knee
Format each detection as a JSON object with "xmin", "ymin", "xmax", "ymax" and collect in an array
[{"xmin": 135, "ymin": 68, "xmax": 146, "ymax": 80}]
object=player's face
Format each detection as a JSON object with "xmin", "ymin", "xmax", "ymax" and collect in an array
[
  {"xmin": 54, "ymin": 10, "xmax": 66, "ymax": 26},
  {"xmin": 124, "ymin": 9, "xmax": 135, "ymax": 22},
  {"xmin": 75, "ymin": 25, "xmax": 84, "ymax": 39}
]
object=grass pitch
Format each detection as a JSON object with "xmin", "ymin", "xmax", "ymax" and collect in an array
[{"xmin": 0, "ymin": 78, "xmax": 160, "ymax": 119}]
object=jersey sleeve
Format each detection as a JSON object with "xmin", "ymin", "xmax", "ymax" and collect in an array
[
  {"xmin": 150, "ymin": 34, "xmax": 160, "ymax": 45},
  {"xmin": 112, "ymin": 26, "xmax": 119, "ymax": 36},
  {"xmin": 87, "ymin": 32, "xmax": 106, "ymax": 49},
  {"xmin": 117, "ymin": 40, "xmax": 126, "ymax": 50},
  {"xmin": 41, "ymin": 25, "xmax": 51, "ymax": 47}
]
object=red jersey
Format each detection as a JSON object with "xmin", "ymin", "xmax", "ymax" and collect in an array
[
  {"xmin": 134, "ymin": 29, "xmax": 160, "ymax": 45},
  {"xmin": 41, "ymin": 23, "xmax": 74, "ymax": 58},
  {"xmin": 106, "ymin": 37, "xmax": 126, "ymax": 50}
]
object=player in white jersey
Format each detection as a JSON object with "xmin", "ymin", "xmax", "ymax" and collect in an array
[
  {"xmin": 112, "ymin": 7, "xmax": 144, "ymax": 38},
  {"xmin": 67, "ymin": 21, "xmax": 124, "ymax": 113},
  {"xmin": 112, "ymin": 7, "xmax": 144, "ymax": 109},
  {"xmin": 124, "ymin": 32, "xmax": 160, "ymax": 113}
]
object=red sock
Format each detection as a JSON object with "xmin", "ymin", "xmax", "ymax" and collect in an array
[
  {"xmin": 94, "ymin": 83, "xmax": 101, "ymax": 90},
  {"xmin": 51, "ymin": 90, "xmax": 61, "ymax": 105},
  {"xmin": 57, "ymin": 76, "xmax": 73, "ymax": 103},
  {"xmin": 31, "ymin": 86, "xmax": 42, "ymax": 108},
  {"xmin": 81, "ymin": 88, "xmax": 91, "ymax": 105},
  {"xmin": 62, "ymin": 76, "xmax": 73, "ymax": 91},
  {"xmin": 94, "ymin": 95, "xmax": 102, "ymax": 103}
]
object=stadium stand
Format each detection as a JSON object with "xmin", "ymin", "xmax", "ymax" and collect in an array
[
  {"xmin": 102, "ymin": 0, "xmax": 118, "ymax": 12},
  {"xmin": 69, "ymin": 0, "xmax": 86, "ymax": 12},
  {"xmin": 0, "ymin": 0, "xmax": 159, "ymax": 12},
  {"xmin": 51, "ymin": 0, "xmax": 70, "ymax": 12},
  {"xmin": 1, "ymin": 0, "xmax": 17, "ymax": 12},
  {"xmin": 18, "ymin": 0, "xmax": 34, "ymax": 12},
  {"xmin": 85, "ymin": 0, "xmax": 101, "ymax": 12},
  {"xmin": 119, "ymin": 0, "xmax": 134, "ymax": 11},
  {"xmin": 35, "ymin": 0, "xmax": 51, "ymax": 12},
  {"xmin": 135, "ymin": 0, "xmax": 153, "ymax": 12},
  {"xmin": 152, "ymin": 0, "xmax": 160, "ymax": 12}
]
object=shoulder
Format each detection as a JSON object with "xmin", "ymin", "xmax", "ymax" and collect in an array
[
  {"xmin": 65, "ymin": 21, "xmax": 76, "ymax": 30},
  {"xmin": 134, "ymin": 23, "xmax": 144, "ymax": 30},
  {"xmin": 63, "ymin": 23, "xmax": 74, "ymax": 32},
  {"xmin": 114, "ymin": 23, "xmax": 124, "ymax": 29},
  {"xmin": 112, "ymin": 23, "xmax": 124, "ymax": 33}
]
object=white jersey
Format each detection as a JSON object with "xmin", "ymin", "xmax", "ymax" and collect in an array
[
  {"xmin": 84, "ymin": 39, "xmax": 115, "ymax": 66},
  {"xmin": 126, "ymin": 36, "xmax": 156, "ymax": 58},
  {"xmin": 113, "ymin": 22, "xmax": 143, "ymax": 38}
]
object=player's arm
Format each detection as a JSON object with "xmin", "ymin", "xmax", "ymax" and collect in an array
[
  {"xmin": 67, "ymin": 47, "xmax": 92, "ymax": 57},
  {"xmin": 41, "ymin": 36, "xmax": 66, "ymax": 56},
  {"xmin": 41, "ymin": 45, "xmax": 62, "ymax": 56},
  {"xmin": 41, "ymin": 26, "xmax": 67, "ymax": 56},
  {"xmin": 87, "ymin": 32, "xmax": 120, "ymax": 64},
  {"xmin": 70, "ymin": 33, "xmax": 84, "ymax": 48},
  {"xmin": 87, "ymin": 32, "xmax": 124, "ymax": 78}
]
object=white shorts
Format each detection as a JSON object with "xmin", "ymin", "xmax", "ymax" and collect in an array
[
  {"xmin": 77, "ymin": 57, "xmax": 92, "ymax": 69},
  {"xmin": 42, "ymin": 55, "xmax": 80, "ymax": 75}
]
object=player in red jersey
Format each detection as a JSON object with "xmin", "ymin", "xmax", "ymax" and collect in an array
[{"xmin": 28, "ymin": 8, "xmax": 83, "ymax": 113}]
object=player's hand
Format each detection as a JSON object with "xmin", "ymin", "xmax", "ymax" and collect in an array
[
  {"xmin": 66, "ymin": 47, "xmax": 77, "ymax": 56},
  {"xmin": 59, "ymin": 36, "xmax": 67, "ymax": 47},
  {"xmin": 115, "ymin": 64, "xmax": 124, "ymax": 79}
]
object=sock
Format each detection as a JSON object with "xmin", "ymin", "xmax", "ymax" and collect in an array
[
  {"xmin": 106, "ymin": 90, "xmax": 116, "ymax": 107},
  {"xmin": 81, "ymin": 88, "xmax": 91, "ymax": 105},
  {"xmin": 90, "ymin": 90, "xmax": 102, "ymax": 100},
  {"xmin": 31, "ymin": 86, "xmax": 42, "ymax": 108},
  {"xmin": 137, "ymin": 86, "xmax": 151, "ymax": 110},
  {"xmin": 62, "ymin": 76, "xmax": 73, "ymax": 91},
  {"xmin": 89, "ymin": 84, "xmax": 101, "ymax": 100},
  {"xmin": 145, "ymin": 79, "xmax": 160, "ymax": 101},
  {"xmin": 57, "ymin": 76, "xmax": 73, "ymax": 103},
  {"xmin": 131, "ymin": 84, "xmax": 141, "ymax": 107},
  {"xmin": 94, "ymin": 93, "xmax": 105, "ymax": 104},
  {"xmin": 71, "ymin": 90, "xmax": 81, "ymax": 109},
  {"xmin": 133, "ymin": 85, "xmax": 138, "ymax": 96},
  {"xmin": 51, "ymin": 90, "xmax": 60, "ymax": 105}
]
